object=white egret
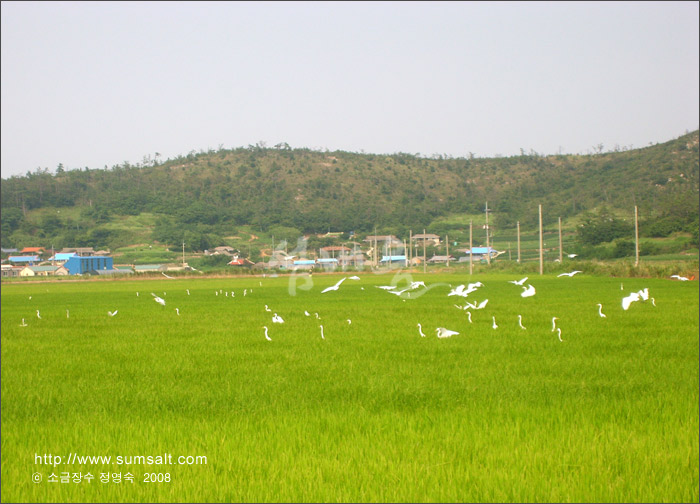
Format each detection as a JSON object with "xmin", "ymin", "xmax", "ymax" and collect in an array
[
  {"xmin": 272, "ymin": 313, "xmax": 285, "ymax": 324},
  {"xmin": 377, "ymin": 285, "xmax": 397, "ymax": 290},
  {"xmin": 509, "ymin": 277, "xmax": 528, "ymax": 286},
  {"xmin": 264, "ymin": 305, "xmax": 272, "ymax": 312},
  {"xmin": 436, "ymin": 327, "xmax": 459, "ymax": 339},
  {"xmin": 66, "ymin": 309, "xmax": 69, "ymax": 319},
  {"xmin": 447, "ymin": 284, "xmax": 467, "ymax": 297},
  {"xmin": 347, "ymin": 319, "xmax": 352, "ymax": 325},
  {"xmin": 20, "ymin": 318, "xmax": 27, "ymax": 327},
  {"xmin": 36, "ymin": 310, "xmax": 41, "ymax": 319},
  {"xmin": 304, "ymin": 311, "xmax": 311, "ymax": 317},
  {"xmin": 551, "ymin": 317, "xmax": 559, "ymax": 332},
  {"xmin": 136, "ymin": 292, "xmax": 139, "ymax": 297},
  {"xmin": 637, "ymin": 288, "xmax": 649, "ymax": 301},
  {"xmin": 417, "ymin": 323, "xmax": 426, "ymax": 337},
  {"xmin": 467, "ymin": 312, "xmax": 473, "ymax": 324},
  {"xmin": 162, "ymin": 272, "xmax": 174, "ymax": 279},
  {"xmin": 621, "ymin": 292, "xmax": 641, "ymax": 310},
  {"xmin": 670, "ymin": 274, "xmax": 689, "ymax": 281},
  {"xmin": 556, "ymin": 327, "xmax": 563, "ymax": 342},
  {"xmin": 620, "ymin": 283, "xmax": 624, "ymax": 290},
  {"xmin": 349, "ymin": 276, "xmax": 361, "ymax": 280},
  {"xmin": 597, "ymin": 304, "xmax": 606, "ymax": 318},
  {"xmin": 315, "ymin": 313, "xmax": 320, "ymax": 319},
  {"xmin": 476, "ymin": 299, "xmax": 489, "ymax": 310},
  {"xmin": 108, "ymin": 310, "xmax": 118, "ymax": 317},
  {"xmin": 320, "ymin": 325, "xmax": 325, "ymax": 340},
  {"xmin": 151, "ymin": 293, "xmax": 166, "ymax": 306},
  {"xmin": 518, "ymin": 315, "xmax": 526, "ymax": 330},
  {"xmin": 175, "ymin": 308, "xmax": 180, "ymax": 316},
  {"xmin": 28, "ymin": 296, "xmax": 32, "ymax": 300},
  {"xmin": 521, "ymin": 284, "xmax": 536, "ymax": 298},
  {"xmin": 567, "ymin": 253, "xmax": 578, "ymax": 258},
  {"xmin": 651, "ymin": 298, "xmax": 656, "ymax": 307},
  {"xmin": 558, "ymin": 270, "xmax": 582, "ymax": 277},
  {"xmin": 225, "ymin": 292, "xmax": 228, "ymax": 297},
  {"xmin": 216, "ymin": 292, "xmax": 219, "ymax": 296},
  {"xmin": 186, "ymin": 289, "xmax": 190, "ymax": 295},
  {"xmin": 244, "ymin": 289, "xmax": 247, "ymax": 296},
  {"xmin": 492, "ymin": 316, "xmax": 498, "ymax": 329},
  {"xmin": 263, "ymin": 326, "xmax": 272, "ymax": 341}
]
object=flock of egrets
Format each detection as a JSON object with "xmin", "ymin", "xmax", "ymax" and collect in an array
[{"xmin": 15, "ymin": 272, "xmax": 689, "ymax": 345}]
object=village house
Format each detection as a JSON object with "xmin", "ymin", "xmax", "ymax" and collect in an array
[
  {"xmin": 19, "ymin": 265, "xmax": 70, "ymax": 277},
  {"xmin": 412, "ymin": 233, "xmax": 441, "ymax": 246}
]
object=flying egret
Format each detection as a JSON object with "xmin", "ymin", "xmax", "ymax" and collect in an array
[
  {"xmin": 349, "ymin": 276, "xmax": 361, "ymax": 280},
  {"xmin": 622, "ymin": 292, "xmax": 641, "ymax": 310},
  {"xmin": 557, "ymin": 270, "xmax": 582, "ymax": 277},
  {"xmin": 521, "ymin": 284, "xmax": 536, "ymax": 298},
  {"xmin": 108, "ymin": 310, "xmax": 118, "ymax": 317},
  {"xmin": 670, "ymin": 274, "xmax": 689, "ymax": 281},
  {"xmin": 436, "ymin": 327, "xmax": 459, "ymax": 339},
  {"xmin": 20, "ymin": 318, "xmax": 27, "ymax": 327},
  {"xmin": 377, "ymin": 285, "xmax": 397, "ymax": 290},
  {"xmin": 567, "ymin": 253, "xmax": 578, "ymax": 258},
  {"xmin": 417, "ymin": 323, "xmax": 426, "ymax": 337},
  {"xmin": 518, "ymin": 314, "xmax": 526, "ymax": 330},
  {"xmin": 551, "ymin": 317, "xmax": 559, "ymax": 332},
  {"xmin": 466, "ymin": 311, "xmax": 473, "ymax": 323},
  {"xmin": 597, "ymin": 304, "xmax": 607, "ymax": 318},
  {"xmin": 556, "ymin": 327, "xmax": 563, "ymax": 342},
  {"xmin": 263, "ymin": 326, "xmax": 272, "ymax": 341},
  {"xmin": 151, "ymin": 294, "xmax": 166, "ymax": 306},
  {"xmin": 272, "ymin": 313, "xmax": 285, "ymax": 324},
  {"xmin": 509, "ymin": 277, "xmax": 528, "ymax": 286},
  {"xmin": 492, "ymin": 316, "xmax": 498, "ymax": 329},
  {"xmin": 162, "ymin": 272, "xmax": 174, "ymax": 279},
  {"xmin": 637, "ymin": 288, "xmax": 649, "ymax": 301},
  {"xmin": 36, "ymin": 310, "xmax": 41, "ymax": 319},
  {"xmin": 320, "ymin": 325, "xmax": 325, "ymax": 340},
  {"xmin": 175, "ymin": 308, "xmax": 180, "ymax": 316},
  {"xmin": 447, "ymin": 284, "xmax": 467, "ymax": 297},
  {"xmin": 476, "ymin": 299, "xmax": 489, "ymax": 310}
]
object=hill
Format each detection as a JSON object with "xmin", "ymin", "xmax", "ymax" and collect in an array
[{"xmin": 1, "ymin": 131, "xmax": 698, "ymax": 260}]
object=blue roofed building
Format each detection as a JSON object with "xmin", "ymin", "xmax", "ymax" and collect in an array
[
  {"xmin": 64, "ymin": 255, "xmax": 114, "ymax": 275},
  {"xmin": 8, "ymin": 255, "xmax": 40, "ymax": 265}
]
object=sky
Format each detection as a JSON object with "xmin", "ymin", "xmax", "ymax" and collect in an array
[{"xmin": 1, "ymin": 1, "xmax": 698, "ymax": 178}]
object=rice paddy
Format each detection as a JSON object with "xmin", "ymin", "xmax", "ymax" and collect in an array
[{"xmin": 2, "ymin": 272, "xmax": 698, "ymax": 502}]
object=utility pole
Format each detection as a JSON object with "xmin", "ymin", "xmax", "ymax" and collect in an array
[
  {"xmin": 538, "ymin": 205, "xmax": 543, "ymax": 275},
  {"xmin": 469, "ymin": 220, "xmax": 473, "ymax": 276},
  {"xmin": 182, "ymin": 242, "xmax": 185, "ymax": 266},
  {"xmin": 485, "ymin": 202, "xmax": 491, "ymax": 265},
  {"xmin": 403, "ymin": 239, "xmax": 408, "ymax": 268},
  {"xmin": 634, "ymin": 205, "xmax": 639, "ymax": 267},
  {"xmin": 558, "ymin": 217, "xmax": 563, "ymax": 263},
  {"xmin": 423, "ymin": 228, "xmax": 427, "ymax": 274},
  {"xmin": 446, "ymin": 234, "xmax": 449, "ymax": 267},
  {"xmin": 517, "ymin": 221, "xmax": 521, "ymax": 263}
]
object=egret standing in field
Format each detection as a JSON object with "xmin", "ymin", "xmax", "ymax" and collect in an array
[
  {"xmin": 272, "ymin": 313, "xmax": 285, "ymax": 324},
  {"xmin": 66, "ymin": 309, "xmax": 70, "ymax": 319},
  {"xmin": 20, "ymin": 318, "xmax": 27, "ymax": 327},
  {"xmin": 263, "ymin": 326, "xmax": 272, "ymax": 341},
  {"xmin": 597, "ymin": 304, "xmax": 607, "ymax": 318},
  {"xmin": 319, "ymin": 325, "xmax": 325, "ymax": 340},
  {"xmin": 186, "ymin": 289, "xmax": 190, "ymax": 295},
  {"xmin": 264, "ymin": 305, "xmax": 272, "ymax": 312},
  {"xmin": 175, "ymin": 308, "xmax": 180, "ymax": 316},
  {"xmin": 492, "ymin": 316, "xmax": 498, "ymax": 330},
  {"xmin": 36, "ymin": 310, "xmax": 41, "ymax": 319},
  {"xmin": 417, "ymin": 323, "xmax": 426, "ymax": 337},
  {"xmin": 518, "ymin": 315, "xmax": 526, "ymax": 330},
  {"xmin": 466, "ymin": 312, "xmax": 473, "ymax": 324},
  {"xmin": 556, "ymin": 327, "xmax": 563, "ymax": 342},
  {"xmin": 551, "ymin": 317, "xmax": 559, "ymax": 332}
]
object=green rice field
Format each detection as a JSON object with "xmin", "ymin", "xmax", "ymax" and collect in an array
[{"xmin": 2, "ymin": 272, "xmax": 698, "ymax": 502}]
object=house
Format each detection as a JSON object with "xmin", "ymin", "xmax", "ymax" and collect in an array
[
  {"xmin": 94, "ymin": 268, "xmax": 133, "ymax": 276},
  {"xmin": 363, "ymin": 235, "xmax": 402, "ymax": 247},
  {"xmin": 8, "ymin": 255, "xmax": 40, "ymax": 265},
  {"xmin": 19, "ymin": 265, "xmax": 70, "ymax": 277},
  {"xmin": 64, "ymin": 255, "xmax": 114, "ymax": 275},
  {"xmin": 1, "ymin": 264, "xmax": 23, "ymax": 277},
  {"xmin": 320, "ymin": 246, "xmax": 351, "ymax": 256},
  {"xmin": 60, "ymin": 247, "xmax": 96, "ymax": 256},
  {"xmin": 427, "ymin": 255, "xmax": 455, "ymax": 264},
  {"xmin": 205, "ymin": 246, "xmax": 238, "ymax": 256},
  {"xmin": 459, "ymin": 247, "xmax": 503, "ymax": 261},
  {"xmin": 338, "ymin": 253, "xmax": 365, "ymax": 267},
  {"xmin": 1, "ymin": 248, "xmax": 19, "ymax": 255},
  {"xmin": 228, "ymin": 257, "xmax": 253, "ymax": 266},
  {"xmin": 292, "ymin": 259, "xmax": 316, "ymax": 271},
  {"xmin": 412, "ymin": 233, "xmax": 441, "ymax": 246},
  {"xmin": 20, "ymin": 247, "xmax": 46, "ymax": 255},
  {"xmin": 316, "ymin": 258, "xmax": 339, "ymax": 270},
  {"xmin": 48, "ymin": 252, "xmax": 78, "ymax": 263},
  {"xmin": 379, "ymin": 255, "xmax": 407, "ymax": 264}
]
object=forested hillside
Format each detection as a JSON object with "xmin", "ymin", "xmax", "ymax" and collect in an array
[{"xmin": 2, "ymin": 131, "xmax": 698, "ymax": 254}]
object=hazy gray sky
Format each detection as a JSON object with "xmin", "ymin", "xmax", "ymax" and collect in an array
[{"xmin": 2, "ymin": 1, "xmax": 698, "ymax": 178}]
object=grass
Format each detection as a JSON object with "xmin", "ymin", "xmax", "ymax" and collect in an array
[{"xmin": 1, "ymin": 272, "xmax": 698, "ymax": 502}]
